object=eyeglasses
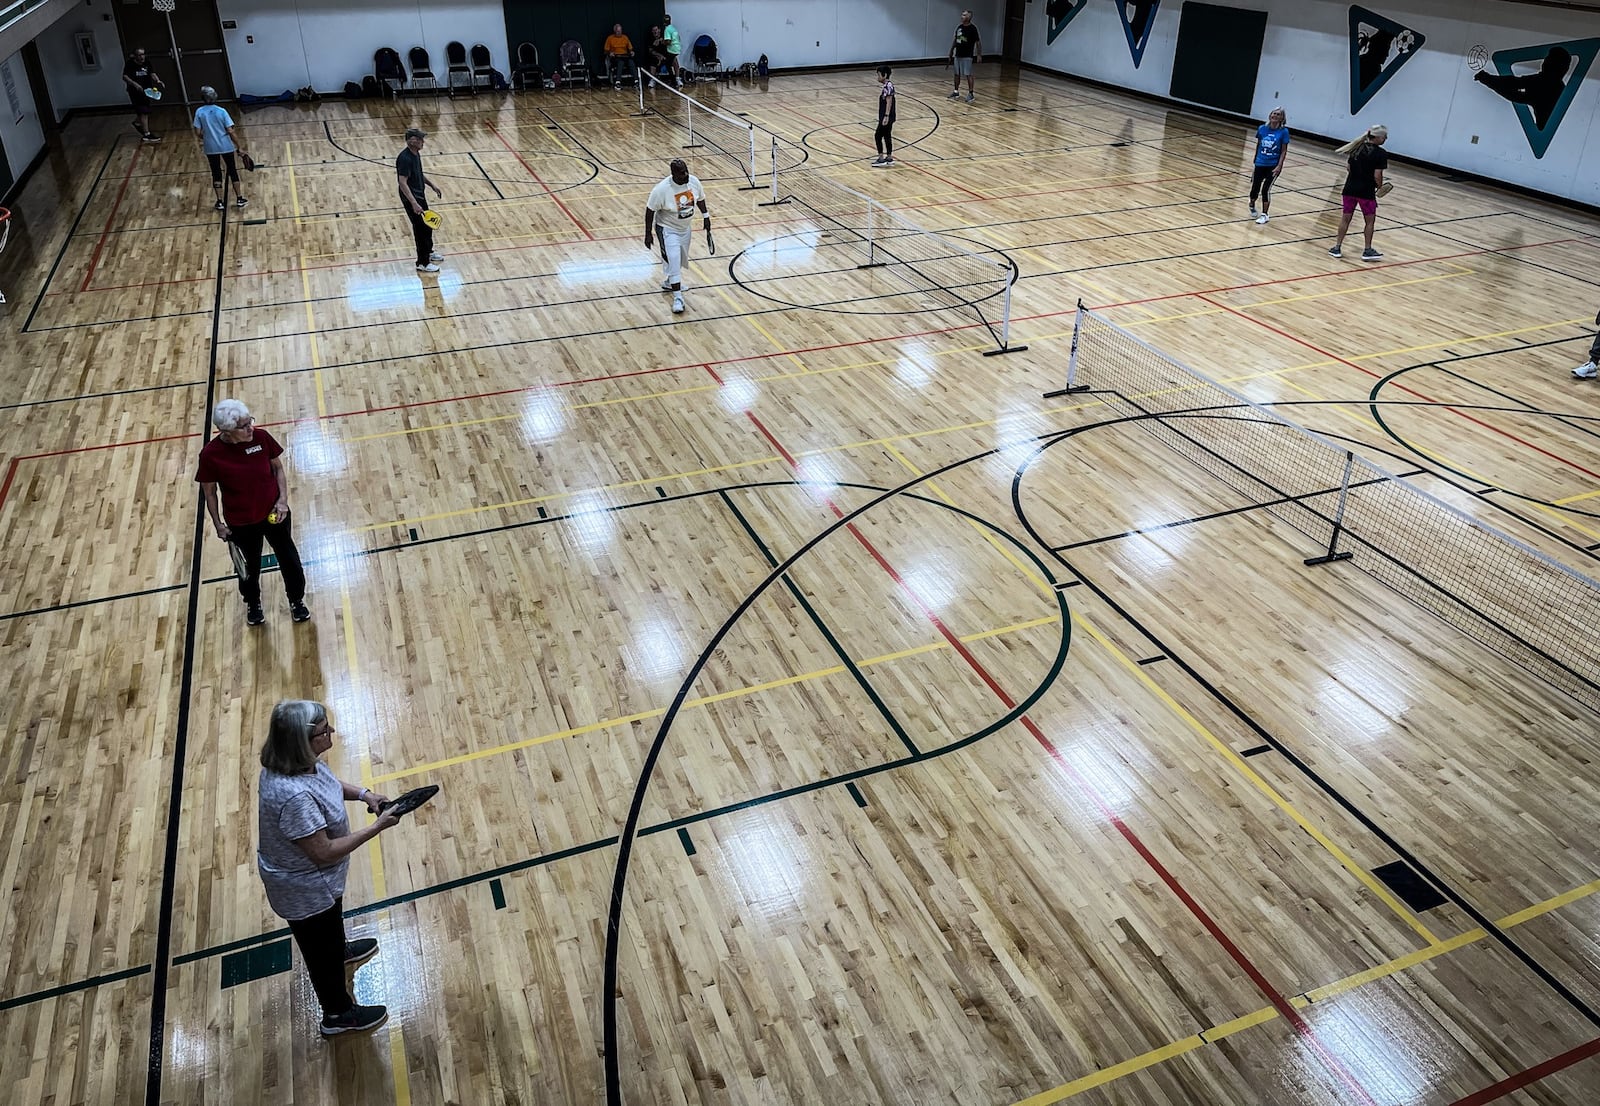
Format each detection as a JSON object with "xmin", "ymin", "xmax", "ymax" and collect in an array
[{"xmin": 311, "ymin": 724, "xmax": 335, "ymax": 738}]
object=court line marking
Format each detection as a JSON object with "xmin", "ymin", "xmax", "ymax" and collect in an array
[
  {"xmin": 368, "ymin": 614, "xmax": 1061, "ymax": 784},
  {"xmin": 285, "ymin": 140, "xmax": 327, "ymax": 416},
  {"xmin": 339, "ymin": 588, "xmax": 412, "ymax": 1106},
  {"xmin": 79, "ymin": 145, "xmax": 143, "ymax": 294},
  {"xmin": 1016, "ymin": 874, "xmax": 1600, "ymax": 1104},
  {"xmin": 707, "ymin": 285, "xmax": 1378, "ymax": 1104},
  {"xmin": 883, "ymin": 444, "xmax": 1442, "ymax": 945}
]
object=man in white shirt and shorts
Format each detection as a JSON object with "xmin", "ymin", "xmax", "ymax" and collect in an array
[{"xmin": 644, "ymin": 158, "xmax": 711, "ymax": 315}]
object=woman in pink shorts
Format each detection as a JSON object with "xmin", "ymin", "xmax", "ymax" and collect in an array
[{"xmin": 1330, "ymin": 124, "xmax": 1388, "ymax": 261}]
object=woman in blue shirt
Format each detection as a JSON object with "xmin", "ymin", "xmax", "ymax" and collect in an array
[
  {"xmin": 1249, "ymin": 107, "xmax": 1289, "ymax": 225},
  {"xmin": 192, "ymin": 86, "xmax": 249, "ymax": 211}
]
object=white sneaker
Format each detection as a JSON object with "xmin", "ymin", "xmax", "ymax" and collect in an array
[
  {"xmin": 1255, "ymin": 213, "xmax": 1269, "ymax": 225},
  {"xmin": 429, "ymin": 251, "xmax": 443, "ymax": 262},
  {"xmin": 416, "ymin": 263, "xmax": 440, "ymax": 273},
  {"xmin": 672, "ymin": 293, "xmax": 685, "ymax": 314},
  {"xmin": 1574, "ymin": 361, "xmax": 1599, "ymax": 380}
]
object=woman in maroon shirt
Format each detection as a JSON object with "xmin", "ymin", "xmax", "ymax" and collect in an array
[{"xmin": 195, "ymin": 399, "xmax": 310, "ymax": 625}]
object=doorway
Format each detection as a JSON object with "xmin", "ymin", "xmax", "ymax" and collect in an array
[
  {"xmin": 1002, "ymin": 0, "xmax": 1026, "ymax": 63},
  {"xmin": 112, "ymin": 0, "xmax": 234, "ymax": 104}
]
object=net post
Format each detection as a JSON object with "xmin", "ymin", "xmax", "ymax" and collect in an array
[
  {"xmin": 856, "ymin": 198, "xmax": 887, "ymax": 269},
  {"xmin": 0, "ymin": 207, "xmax": 9, "ymax": 304},
  {"xmin": 1044, "ymin": 298, "xmax": 1090, "ymax": 393},
  {"xmin": 635, "ymin": 71, "xmax": 648, "ymax": 116},
  {"xmin": 683, "ymin": 99, "xmax": 703, "ymax": 148},
  {"xmin": 1304, "ymin": 451, "xmax": 1357, "ymax": 566},
  {"xmin": 758, "ymin": 135, "xmax": 788, "ymax": 205},
  {"xmin": 982, "ymin": 266, "xmax": 1029, "ymax": 356}
]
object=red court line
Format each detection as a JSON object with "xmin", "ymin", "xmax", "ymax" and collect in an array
[
  {"xmin": 1195, "ymin": 292, "xmax": 1600, "ymax": 483},
  {"xmin": 713, "ymin": 364, "xmax": 1378, "ymax": 1106},
  {"xmin": 80, "ymin": 146, "xmax": 143, "ymax": 293},
  {"xmin": 1095, "ymin": 235, "xmax": 1588, "ymax": 312},
  {"xmin": 48, "ymin": 166, "xmax": 1235, "ymax": 297},
  {"xmin": 0, "ymin": 458, "xmax": 18, "ymax": 517},
  {"xmin": 1451, "ymin": 1037, "xmax": 1600, "ymax": 1106},
  {"xmin": 487, "ymin": 121, "xmax": 595, "ymax": 241}
]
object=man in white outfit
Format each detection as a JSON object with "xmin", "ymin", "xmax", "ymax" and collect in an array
[{"xmin": 644, "ymin": 158, "xmax": 711, "ymax": 314}]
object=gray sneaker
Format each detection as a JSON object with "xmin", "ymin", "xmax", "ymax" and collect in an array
[
  {"xmin": 1361, "ymin": 247, "xmax": 1383, "ymax": 261},
  {"xmin": 672, "ymin": 293, "xmax": 685, "ymax": 314},
  {"xmin": 964, "ymin": 93, "xmax": 975, "ymax": 104}
]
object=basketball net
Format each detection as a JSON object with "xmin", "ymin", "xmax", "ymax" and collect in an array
[{"xmin": 152, "ymin": 0, "xmax": 175, "ymax": 11}]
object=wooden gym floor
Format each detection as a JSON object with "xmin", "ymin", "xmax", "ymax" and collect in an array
[{"xmin": 2, "ymin": 63, "xmax": 1600, "ymax": 1105}]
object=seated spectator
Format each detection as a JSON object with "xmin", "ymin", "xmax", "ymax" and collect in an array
[
  {"xmin": 604, "ymin": 23, "xmax": 635, "ymax": 86},
  {"xmin": 648, "ymin": 26, "xmax": 670, "ymax": 76}
]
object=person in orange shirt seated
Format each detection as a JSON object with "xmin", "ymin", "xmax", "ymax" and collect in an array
[{"xmin": 604, "ymin": 23, "xmax": 636, "ymax": 87}]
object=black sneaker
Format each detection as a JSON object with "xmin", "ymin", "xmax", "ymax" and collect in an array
[
  {"xmin": 344, "ymin": 938, "xmax": 379, "ymax": 968},
  {"xmin": 215, "ymin": 200, "xmax": 225, "ymax": 211},
  {"xmin": 236, "ymin": 196, "xmax": 249, "ymax": 208},
  {"xmin": 320, "ymin": 1003, "xmax": 388, "ymax": 1036},
  {"xmin": 246, "ymin": 603, "xmax": 266, "ymax": 626},
  {"xmin": 290, "ymin": 600, "xmax": 311, "ymax": 623},
  {"xmin": 142, "ymin": 133, "xmax": 162, "ymax": 143}
]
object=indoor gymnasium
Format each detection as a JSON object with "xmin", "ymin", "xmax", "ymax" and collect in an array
[{"xmin": 1, "ymin": 0, "xmax": 1599, "ymax": 1103}]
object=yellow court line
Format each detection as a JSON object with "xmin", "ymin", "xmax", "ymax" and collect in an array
[
  {"xmin": 339, "ymin": 588, "xmax": 412, "ymax": 1106},
  {"xmin": 1071, "ymin": 614, "xmax": 1442, "ymax": 945},
  {"xmin": 369, "ymin": 613, "xmax": 1063, "ymax": 784},
  {"xmin": 1555, "ymin": 488, "xmax": 1600, "ymax": 506},
  {"xmin": 883, "ymin": 443, "xmax": 1053, "ymax": 599},
  {"xmin": 284, "ymin": 140, "xmax": 326, "ymax": 415},
  {"xmin": 1017, "ymin": 877, "xmax": 1600, "ymax": 1105}
]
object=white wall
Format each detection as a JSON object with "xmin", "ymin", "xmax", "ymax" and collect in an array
[
  {"xmin": 672, "ymin": 0, "xmax": 1002, "ymax": 70},
  {"xmin": 1022, "ymin": 0, "xmax": 1600, "ymax": 206},
  {"xmin": 217, "ymin": 0, "xmax": 507, "ymax": 95},
  {"xmin": 34, "ymin": 0, "xmax": 128, "ymax": 118},
  {"xmin": 0, "ymin": 46, "xmax": 45, "ymax": 185}
]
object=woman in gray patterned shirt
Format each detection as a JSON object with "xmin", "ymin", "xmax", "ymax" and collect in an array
[{"xmin": 257, "ymin": 700, "xmax": 399, "ymax": 1035}]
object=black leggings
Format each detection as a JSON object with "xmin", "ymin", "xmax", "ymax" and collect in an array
[
  {"xmin": 286, "ymin": 897, "xmax": 353, "ymax": 1017},
  {"xmin": 403, "ymin": 201, "xmax": 434, "ymax": 266},
  {"xmin": 229, "ymin": 511, "xmax": 307, "ymax": 606},
  {"xmin": 875, "ymin": 120, "xmax": 894, "ymax": 157},
  {"xmin": 207, "ymin": 151, "xmax": 239, "ymax": 185},
  {"xmin": 1249, "ymin": 164, "xmax": 1277, "ymax": 208}
]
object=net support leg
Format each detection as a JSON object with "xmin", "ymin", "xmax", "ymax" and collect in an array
[
  {"xmin": 982, "ymin": 269, "xmax": 1029, "ymax": 357},
  {"xmin": 737, "ymin": 125, "xmax": 762, "ymax": 190},
  {"xmin": 1044, "ymin": 298, "xmax": 1090, "ymax": 393},
  {"xmin": 759, "ymin": 136, "xmax": 790, "ymax": 206},
  {"xmin": 1305, "ymin": 451, "xmax": 1357, "ymax": 566},
  {"xmin": 857, "ymin": 200, "xmax": 887, "ymax": 269},
  {"xmin": 683, "ymin": 102, "xmax": 703, "ymax": 148}
]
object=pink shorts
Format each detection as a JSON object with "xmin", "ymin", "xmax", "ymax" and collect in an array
[{"xmin": 1341, "ymin": 195, "xmax": 1378, "ymax": 217}]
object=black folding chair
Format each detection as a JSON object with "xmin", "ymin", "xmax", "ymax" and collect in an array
[
  {"xmin": 409, "ymin": 46, "xmax": 439, "ymax": 95},
  {"xmin": 445, "ymin": 41, "xmax": 471, "ymax": 96},
  {"xmin": 511, "ymin": 42, "xmax": 543, "ymax": 91},
  {"xmin": 470, "ymin": 43, "xmax": 494, "ymax": 91}
]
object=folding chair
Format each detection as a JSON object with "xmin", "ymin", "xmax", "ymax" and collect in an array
[
  {"xmin": 691, "ymin": 35, "xmax": 720, "ymax": 82},
  {"xmin": 470, "ymin": 43, "xmax": 494, "ymax": 91},
  {"xmin": 409, "ymin": 46, "xmax": 439, "ymax": 95},
  {"xmin": 511, "ymin": 42, "xmax": 542, "ymax": 91},
  {"xmin": 374, "ymin": 47, "xmax": 406, "ymax": 97},
  {"xmin": 558, "ymin": 40, "xmax": 590, "ymax": 88},
  {"xmin": 445, "ymin": 41, "xmax": 472, "ymax": 95}
]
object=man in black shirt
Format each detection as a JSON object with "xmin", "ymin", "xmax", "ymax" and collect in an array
[
  {"xmin": 949, "ymin": 11, "xmax": 981, "ymax": 104},
  {"xmin": 122, "ymin": 47, "xmax": 165, "ymax": 143},
  {"xmin": 395, "ymin": 128, "xmax": 444, "ymax": 273},
  {"xmin": 1330, "ymin": 124, "xmax": 1388, "ymax": 261}
]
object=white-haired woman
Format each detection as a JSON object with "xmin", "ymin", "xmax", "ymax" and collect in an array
[
  {"xmin": 1330, "ymin": 124, "xmax": 1388, "ymax": 261},
  {"xmin": 192, "ymin": 86, "xmax": 248, "ymax": 211},
  {"xmin": 258, "ymin": 700, "xmax": 398, "ymax": 1036},
  {"xmin": 194, "ymin": 399, "xmax": 309, "ymax": 625},
  {"xmin": 1248, "ymin": 107, "xmax": 1289, "ymax": 224}
]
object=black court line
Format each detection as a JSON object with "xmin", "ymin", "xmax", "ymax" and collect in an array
[
  {"xmin": 1410, "ymin": 218, "xmax": 1600, "ymax": 291},
  {"xmin": 1240, "ymin": 745, "xmax": 1272, "ymax": 757},
  {"xmin": 0, "ymin": 582, "xmax": 187, "ymax": 623},
  {"xmin": 1008, "ymin": 413, "xmax": 1600, "ymax": 1034},
  {"xmin": 143, "ymin": 174, "xmax": 234, "ymax": 1106},
  {"xmin": 320, "ymin": 119, "xmax": 600, "ymax": 193},
  {"xmin": 1052, "ymin": 472, "xmax": 1418, "ymax": 551},
  {"xmin": 719, "ymin": 489, "xmax": 921, "ymax": 758},
  {"xmin": 22, "ymin": 137, "xmax": 122, "ymax": 333},
  {"xmin": 0, "ymin": 964, "xmax": 151, "ymax": 1012},
  {"xmin": 469, "ymin": 152, "xmax": 505, "ymax": 199}
]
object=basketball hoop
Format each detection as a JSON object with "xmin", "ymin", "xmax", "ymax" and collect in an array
[
  {"xmin": 152, "ymin": 0, "xmax": 175, "ymax": 11},
  {"xmin": 0, "ymin": 207, "xmax": 10, "ymax": 305}
]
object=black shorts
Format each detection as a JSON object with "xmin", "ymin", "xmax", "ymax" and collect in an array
[{"xmin": 130, "ymin": 90, "xmax": 153, "ymax": 114}]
